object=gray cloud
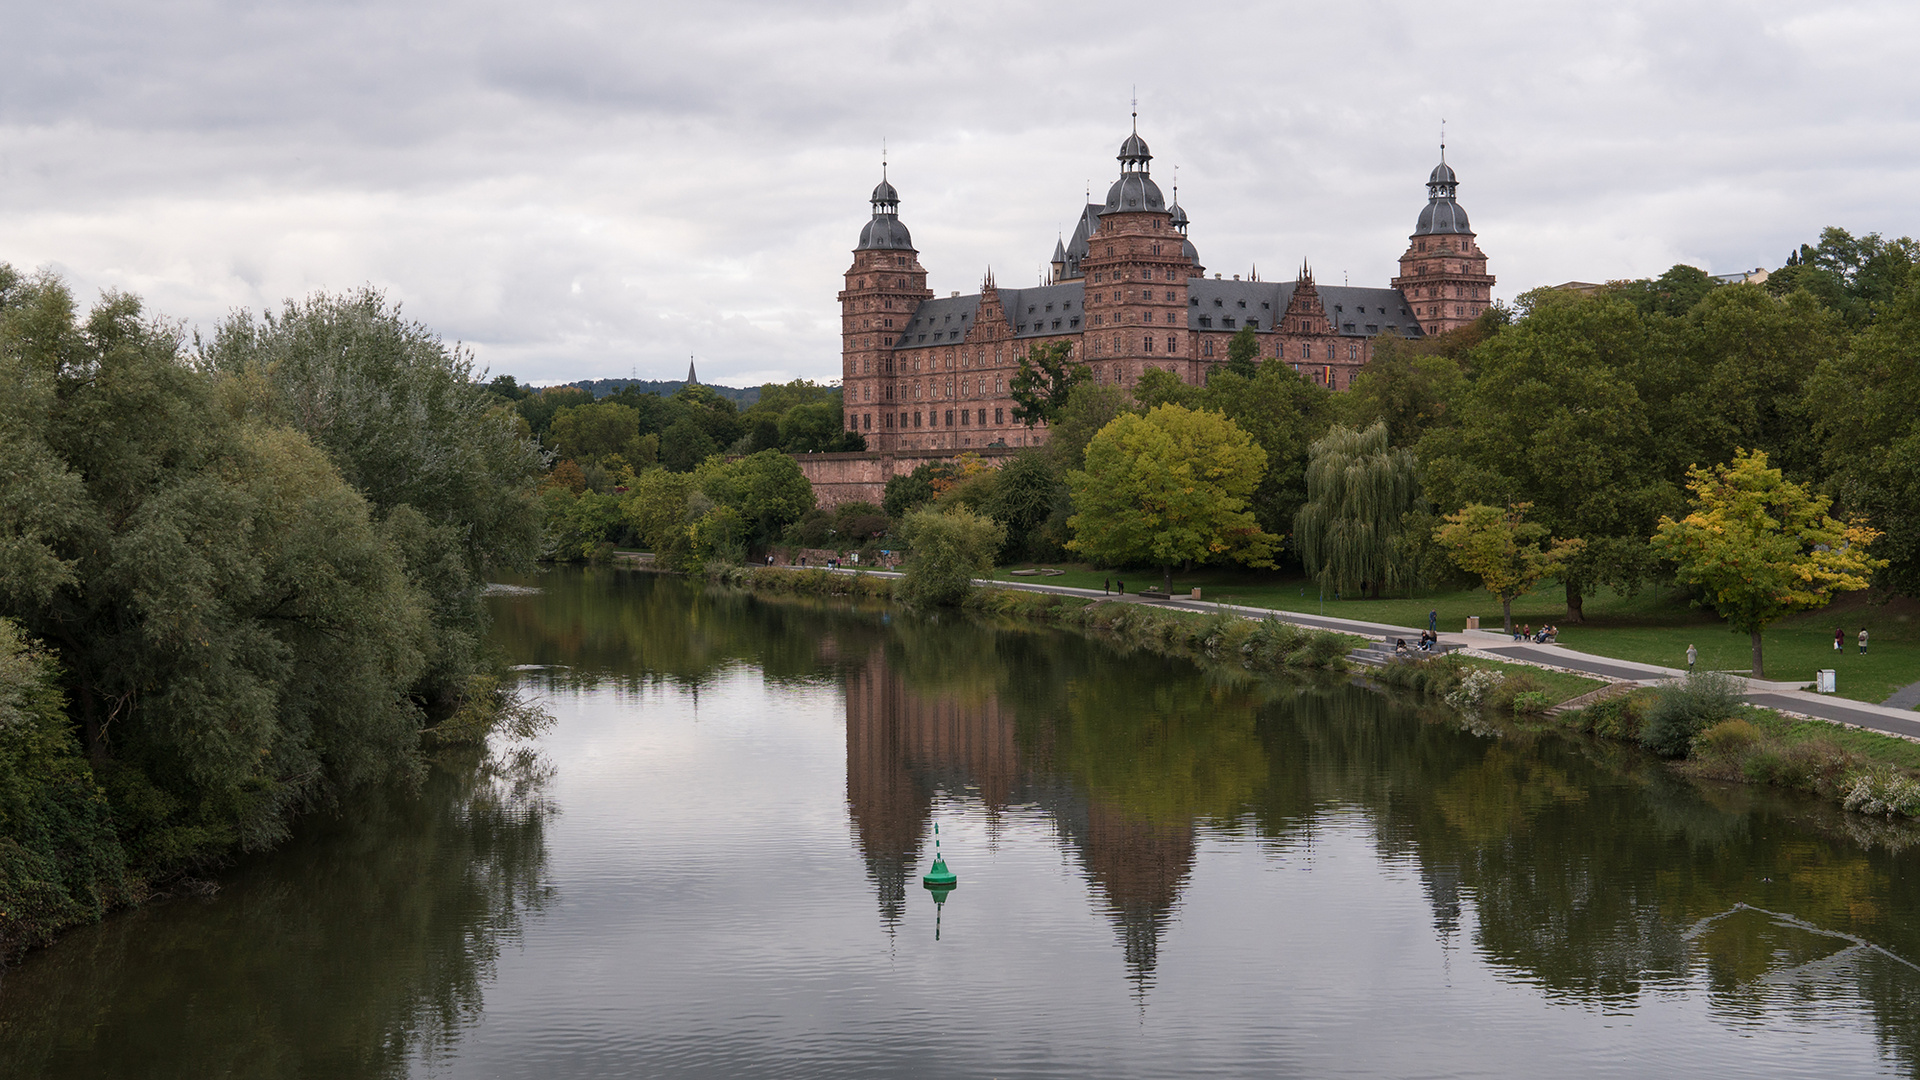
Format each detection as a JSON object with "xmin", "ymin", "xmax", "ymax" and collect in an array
[{"xmin": 4, "ymin": 0, "xmax": 1918, "ymax": 385}]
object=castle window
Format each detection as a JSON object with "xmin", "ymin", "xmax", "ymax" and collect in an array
[
  {"xmin": 1300, "ymin": 343, "xmax": 1310, "ymax": 360},
  {"xmin": 864, "ymin": 413, "xmax": 872, "ymax": 430},
  {"xmin": 1343, "ymin": 323, "xmax": 1355, "ymax": 332},
  {"xmin": 1166, "ymin": 335, "xmax": 1176, "ymax": 352},
  {"xmin": 1237, "ymin": 300, "xmax": 1246, "ymax": 308},
  {"xmin": 1213, "ymin": 299, "xmax": 1223, "ymax": 307},
  {"xmin": 1191, "ymin": 297, "xmax": 1199, "ymax": 305},
  {"xmin": 1262, "ymin": 302, "xmax": 1270, "ymax": 309},
  {"xmin": 995, "ymin": 407, "xmax": 1004, "ymax": 424},
  {"xmin": 1366, "ymin": 325, "xmax": 1378, "ymax": 334},
  {"xmin": 1248, "ymin": 320, "xmax": 1259, "ymax": 329},
  {"xmin": 1143, "ymin": 334, "xmax": 1154, "ymax": 352},
  {"xmin": 945, "ymin": 410, "xmax": 954, "ymax": 427},
  {"xmin": 914, "ymin": 412, "xmax": 923, "ymax": 428},
  {"xmin": 1202, "ymin": 339, "xmax": 1214, "ymax": 357},
  {"xmin": 1052, "ymin": 319, "xmax": 1061, "ymax": 330},
  {"xmin": 1224, "ymin": 317, "xmax": 1235, "ymax": 328},
  {"xmin": 1046, "ymin": 303, "xmax": 1054, "ymax": 312},
  {"xmin": 1326, "ymin": 343, "xmax": 1335, "ymax": 360},
  {"xmin": 1070, "ymin": 317, "xmax": 1080, "ymax": 328},
  {"xmin": 1199, "ymin": 316, "xmax": 1211, "ymax": 327},
  {"xmin": 1348, "ymin": 342, "xmax": 1358, "ymax": 360}
]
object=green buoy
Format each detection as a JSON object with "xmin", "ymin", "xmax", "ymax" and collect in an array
[{"xmin": 922, "ymin": 822, "xmax": 958, "ymax": 890}]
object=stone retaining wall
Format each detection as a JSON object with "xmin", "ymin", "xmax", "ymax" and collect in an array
[{"xmin": 791, "ymin": 446, "xmax": 1022, "ymax": 508}]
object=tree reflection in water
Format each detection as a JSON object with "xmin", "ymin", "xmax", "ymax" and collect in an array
[{"xmin": 0, "ymin": 742, "xmax": 557, "ymax": 1080}]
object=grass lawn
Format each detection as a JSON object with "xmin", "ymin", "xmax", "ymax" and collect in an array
[
  {"xmin": 1456, "ymin": 658, "xmax": 1607, "ymax": 704},
  {"xmin": 990, "ymin": 562, "xmax": 1920, "ymax": 707}
]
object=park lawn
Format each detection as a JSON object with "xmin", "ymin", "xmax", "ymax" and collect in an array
[{"xmin": 994, "ymin": 562, "xmax": 1920, "ymax": 707}]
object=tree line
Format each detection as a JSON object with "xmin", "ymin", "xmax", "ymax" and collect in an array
[{"xmin": 0, "ymin": 271, "xmax": 548, "ymax": 955}]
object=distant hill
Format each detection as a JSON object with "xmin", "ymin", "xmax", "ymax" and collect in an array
[{"xmin": 561, "ymin": 378, "xmax": 759, "ymax": 407}]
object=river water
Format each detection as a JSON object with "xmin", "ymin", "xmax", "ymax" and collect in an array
[{"xmin": 5, "ymin": 568, "xmax": 1920, "ymax": 1078}]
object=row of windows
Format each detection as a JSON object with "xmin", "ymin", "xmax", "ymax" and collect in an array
[{"xmin": 851, "ymin": 408, "xmax": 1009, "ymax": 431}]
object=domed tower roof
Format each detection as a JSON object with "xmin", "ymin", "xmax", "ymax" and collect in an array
[
  {"xmin": 1101, "ymin": 120, "xmax": 1165, "ymax": 215},
  {"xmin": 1169, "ymin": 192, "xmax": 1189, "ymax": 231},
  {"xmin": 1412, "ymin": 150, "xmax": 1472, "ymax": 236},
  {"xmin": 856, "ymin": 169, "xmax": 915, "ymax": 251}
]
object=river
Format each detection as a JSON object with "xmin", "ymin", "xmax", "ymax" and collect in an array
[{"xmin": 4, "ymin": 567, "xmax": 1919, "ymax": 1078}]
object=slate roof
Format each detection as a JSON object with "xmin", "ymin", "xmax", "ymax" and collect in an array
[
  {"xmin": 892, "ymin": 294, "xmax": 982, "ymax": 348},
  {"xmin": 995, "ymin": 283, "xmax": 1087, "ymax": 338}
]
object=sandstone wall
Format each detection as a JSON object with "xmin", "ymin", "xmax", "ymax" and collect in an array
[{"xmin": 792, "ymin": 447, "xmax": 1022, "ymax": 509}]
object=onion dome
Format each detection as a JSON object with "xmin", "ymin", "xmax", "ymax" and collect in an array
[
  {"xmin": 1413, "ymin": 155, "xmax": 1472, "ymax": 236},
  {"xmin": 1118, "ymin": 131, "xmax": 1152, "ymax": 167},
  {"xmin": 856, "ymin": 171, "xmax": 915, "ymax": 250},
  {"xmin": 1169, "ymin": 198, "xmax": 1189, "ymax": 232}
]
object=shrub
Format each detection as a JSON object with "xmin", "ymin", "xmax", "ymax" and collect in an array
[
  {"xmin": 1510, "ymin": 690, "xmax": 1555, "ymax": 715},
  {"xmin": 1640, "ymin": 672, "xmax": 1744, "ymax": 758},
  {"xmin": 898, "ymin": 508, "xmax": 1005, "ymax": 608},
  {"xmin": 1742, "ymin": 738, "xmax": 1852, "ymax": 792},
  {"xmin": 1486, "ymin": 669, "xmax": 1545, "ymax": 712},
  {"xmin": 1576, "ymin": 692, "xmax": 1648, "ymax": 740},
  {"xmin": 1843, "ymin": 771, "xmax": 1920, "ymax": 818},
  {"xmin": 1694, "ymin": 718, "xmax": 1760, "ymax": 761},
  {"xmin": 1445, "ymin": 668, "xmax": 1505, "ymax": 712}
]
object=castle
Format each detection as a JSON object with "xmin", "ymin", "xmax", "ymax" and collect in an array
[{"xmin": 838, "ymin": 123, "xmax": 1493, "ymax": 453}]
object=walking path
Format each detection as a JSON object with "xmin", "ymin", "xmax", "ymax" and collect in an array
[
  {"xmin": 1884, "ymin": 679, "xmax": 1920, "ymax": 710},
  {"xmin": 801, "ymin": 568, "xmax": 1920, "ymax": 743}
]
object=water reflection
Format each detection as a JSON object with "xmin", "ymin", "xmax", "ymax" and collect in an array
[
  {"xmin": 7, "ymin": 567, "xmax": 1920, "ymax": 1079},
  {"xmin": 0, "ymin": 743, "xmax": 556, "ymax": 1079}
]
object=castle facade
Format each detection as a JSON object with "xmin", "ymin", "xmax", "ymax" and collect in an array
[{"xmin": 839, "ymin": 126, "xmax": 1493, "ymax": 452}]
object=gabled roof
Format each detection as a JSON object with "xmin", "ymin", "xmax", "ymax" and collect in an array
[
  {"xmin": 892, "ymin": 294, "xmax": 982, "ymax": 349},
  {"xmin": 995, "ymin": 282, "xmax": 1087, "ymax": 338}
]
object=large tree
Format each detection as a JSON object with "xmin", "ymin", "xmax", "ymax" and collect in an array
[
  {"xmin": 1294, "ymin": 422, "xmax": 1423, "ymax": 599},
  {"xmin": 1651, "ymin": 450, "xmax": 1884, "ymax": 677},
  {"xmin": 1, "ymin": 273, "xmax": 434, "ymax": 873},
  {"xmin": 899, "ymin": 508, "xmax": 1005, "ymax": 608},
  {"xmin": 200, "ymin": 288, "xmax": 547, "ymax": 708},
  {"xmin": 1420, "ymin": 289, "xmax": 1676, "ymax": 621},
  {"xmin": 1805, "ymin": 277, "xmax": 1920, "ymax": 595},
  {"xmin": 1009, "ymin": 340, "xmax": 1089, "ymax": 427},
  {"xmin": 1067, "ymin": 404, "xmax": 1277, "ymax": 593}
]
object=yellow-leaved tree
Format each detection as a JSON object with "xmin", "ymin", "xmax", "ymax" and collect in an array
[
  {"xmin": 1432, "ymin": 502, "xmax": 1585, "ymax": 635},
  {"xmin": 1651, "ymin": 449, "xmax": 1885, "ymax": 677}
]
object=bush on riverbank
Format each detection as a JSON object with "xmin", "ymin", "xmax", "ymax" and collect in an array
[{"xmin": 1553, "ymin": 682, "xmax": 1920, "ymax": 817}]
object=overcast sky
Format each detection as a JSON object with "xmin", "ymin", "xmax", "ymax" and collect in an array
[{"xmin": 4, "ymin": 1, "xmax": 1917, "ymax": 387}]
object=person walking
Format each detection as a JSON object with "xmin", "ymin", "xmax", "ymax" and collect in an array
[
  {"xmin": 1860, "ymin": 627, "xmax": 1870, "ymax": 655},
  {"xmin": 1429, "ymin": 610, "xmax": 1438, "ymax": 634},
  {"xmin": 1117, "ymin": 578, "xmax": 1125, "ymax": 596},
  {"xmin": 1686, "ymin": 644, "xmax": 1697, "ymax": 673},
  {"xmin": 1835, "ymin": 627, "xmax": 1844, "ymax": 651},
  {"xmin": 1104, "ymin": 577, "xmax": 1111, "ymax": 596}
]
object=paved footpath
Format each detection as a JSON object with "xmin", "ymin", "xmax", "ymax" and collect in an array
[{"xmin": 801, "ymin": 568, "xmax": 1920, "ymax": 743}]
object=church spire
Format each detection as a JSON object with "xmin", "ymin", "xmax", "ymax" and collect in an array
[{"xmin": 686, "ymin": 356, "xmax": 698, "ymax": 385}]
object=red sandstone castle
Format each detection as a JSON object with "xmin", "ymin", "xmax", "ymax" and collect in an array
[{"xmin": 839, "ymin": 124, "xmax": 1493, "ymax": 453}]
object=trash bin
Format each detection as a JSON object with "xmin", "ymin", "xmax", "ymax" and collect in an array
[
  {"xmin": 1466, "ymin": 616, "xmax": 1480, "ymax": 631},
  {"xmin": 1191, "ymin": 588, "xmax": 1202, "ymax": 600},
  {"xmin": 1817, "ymin": 669, "xmax": 1836, "ymax": 694}
]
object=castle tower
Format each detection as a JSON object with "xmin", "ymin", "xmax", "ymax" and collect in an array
[
  {"xmin": 1077, "ymin": 120, "xmax": 1196, "ymax": 387},
  {"xmin": 1391, "ymin": 148, "xmax": 1494, "ymax": 336},
  {"xmin": 840, "ymin": 170, "xmax": 933, "ymax": 450}
]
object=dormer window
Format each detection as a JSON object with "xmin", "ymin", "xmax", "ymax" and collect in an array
[
  {"xmin": 1237, "ymin": 300, "xmax": 1246, "ymax": 308},
  {"xmin": 1213, "ymin": 299, "xmax": 1223, "ymax": 307},
  {"xmin": 1261, "ymin": 302, "xmax": 1270, "ymax": 309}
]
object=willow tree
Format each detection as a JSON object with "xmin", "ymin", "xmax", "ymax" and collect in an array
[{"xmin": 1293, "ymin": 422, "xmax": 1422, "ymax": 599}]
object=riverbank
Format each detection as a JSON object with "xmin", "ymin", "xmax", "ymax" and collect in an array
[
  {"xmin": 723, "ymin": 564, "xmax": 1920, "ymax": 824},
  {"xmin": 716, "ymin": 566, "xmax": 1361, "ymax": 677}
]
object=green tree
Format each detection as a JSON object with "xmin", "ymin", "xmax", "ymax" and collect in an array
[
  {"xmin": 695, "ymin": 449, "xmax": 814, "ymax": 550},
  {"xmin": 1432, "ymin": 502, "xmax": 1585, "ymax": 635},
  {"xmin": 549, "ymin": 401, "xmax": 646, "ymax": 469},
  {"xmin": 882, "ymin": 460, "xmax": 953, "ymax": 518},
  {"xmin": 1224, "ymin": 325, "xmax": 1260, "ymax": 378},
  {"xmin": 624, "ymin": 469, "xmax": 697, "ymax": 569},
  {"xmin": 778, "ymin": 398, "xmax": 864, "ymax": 452},
  {"xmin": 1294, "ymin": 422, "xmax": 1424, "ymax": 598},
  {"xmin": 898, "ymin": 508, "xmax": 1005, "ymax": 608},
  {"xmin": 1045, "ymin": 381, "xmax": 1133, "ymax": 474},
  {"xmin": 1613, "ymin": 263, "xmax": 1719, "ymax": 318},
  {"xmin": 1767, "ymin": 226, "xmax": 1918, "ymax": 328},
  {"xmin": 659, "ymin": 415, "xmax": 718, "ymax": 472},
  {"xmin": 983, "ymin": 451, "xmax": 1065, "ymax": 562},
  {"xmin": 200, "ymin": 287, "xmax": 546, "ymax": 708},
  {"xmin": 1068, "ymin": 404, "xmax": 1278, "ymax": 594},
  {"xmin": 2, "ymin": 275, "xmax": 436, "ymax": 876},
  {"xmin": 1805, "ymin": 277, "xmax": 1920, "ymax": 594},
  {"xmin": 1650, "ymin": 450, "xmax": 1885, "ymax": 677},
  {"xmin": 1009, "ymin": 340, "xmax": 1089, "ymax": 427},
  {"xmin": 1421, "ymin": 289, "xmax": 1675, "ymax": 621},
  {"xmin": 1341, "ymin": 338, "xmax": 1466, "ymax": 448}
]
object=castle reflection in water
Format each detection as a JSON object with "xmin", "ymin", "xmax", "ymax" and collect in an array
[{"xmin": 842, "ymin": 644, "xmax": 1193, "ymax": 986}]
